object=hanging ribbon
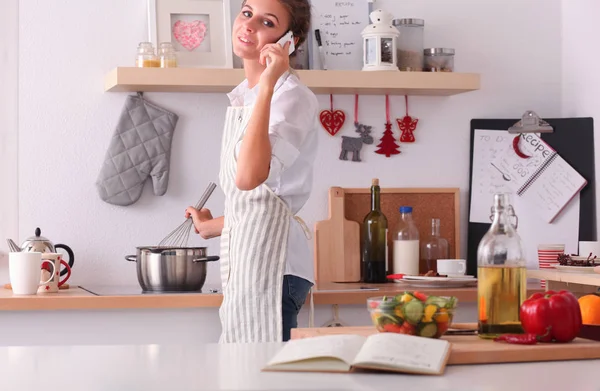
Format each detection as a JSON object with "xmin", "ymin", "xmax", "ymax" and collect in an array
[
  {"xmin": 397, "ymin": 95, "xmax": 419, "ymax": 143},
  {"xmin": 339, "ymin": 94, "xmax": 373, "ymax": 162},
  {"xmin": 319, "ymin": 94, "xmax": 345, "ymax": 136},
  {"xmin": 375, "ymin": 95, "xmax": 401, "ymax": 157}
]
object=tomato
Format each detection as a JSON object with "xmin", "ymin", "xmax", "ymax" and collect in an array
[
  {"xmin": 383, "ymin": 323, "xmax": 403, "ymax": 333},
  {"xmin": 413, "ymin": 291, "xmax": 428, "ymax": 302}
]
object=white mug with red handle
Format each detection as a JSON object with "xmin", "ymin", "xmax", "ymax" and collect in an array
[
  {"xmin": 38, "ymin": 253, "xmax": 72, "ymax": 293},
  {"xmin": 9, "ymin": 252, "xmax": 56, "ymax": 295}
]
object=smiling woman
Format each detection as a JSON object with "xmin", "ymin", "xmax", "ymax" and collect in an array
[{"xmin": 183, "ymin": 0, "xmax": 318, "ymax": 344}]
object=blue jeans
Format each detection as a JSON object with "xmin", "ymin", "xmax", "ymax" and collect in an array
[{"xmin": 281, "ymin": 274, "xmax": 313, "ymax": 341}]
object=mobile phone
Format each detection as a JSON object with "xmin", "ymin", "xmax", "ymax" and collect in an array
[{"xmin": 276, "ymin": 30, "xmax": 295, "ymax": 55}]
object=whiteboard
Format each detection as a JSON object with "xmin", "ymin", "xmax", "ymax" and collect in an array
[
  {"xmin": 310, "ymin": 0, "xmax": 370, "ymax": 70},
  {"xmin": 469, "ymin": 129, "xmax": 580, "ymax": 270}
]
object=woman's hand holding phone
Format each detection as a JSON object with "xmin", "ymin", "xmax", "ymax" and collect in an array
[{"xmin": 259, "ymin": 38, "xmax": 292, "ymax": 90}]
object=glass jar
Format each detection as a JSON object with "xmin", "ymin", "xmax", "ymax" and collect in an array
[
  {"xmin": 135, "ymin": 42, "xmax": 159, "ymax": 68},
  {"xmin": 393, "ymin": 18, "xmax": 424, "ymax": 71},
  {"xmin": 392, "ymin": 206, "xmax": 420, "ymax": 276},
  {"xmin": 477, "ymin": 193, "xmax": 527, "ymax": 339},
  {"xmin": 424, "ymin": 48, "xmax": 455, "ymax": 72},
  {"xmin": 159, "ymin": 42, "xmax": 178, "ymax": 68},
  {"xmin": 420, "ymin": 218, "xmax": 449, "ymax": 274}
]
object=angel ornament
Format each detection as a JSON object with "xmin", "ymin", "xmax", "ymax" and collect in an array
[
  {"xmin": 397, "ymin": 115, "xmax": 419, "ymax": 143},
  {"xmin": 397, "ymin": 96, "xmax": 419, "ymax": 143}
]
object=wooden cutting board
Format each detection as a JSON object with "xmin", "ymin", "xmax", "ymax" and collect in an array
[
  {"xmin": 314, "ymin": 187, "xmax": 361, "ymax": 283},
  {"xmin": 291, "ymin": 326, "xmax": 600, "ymax": 365}
]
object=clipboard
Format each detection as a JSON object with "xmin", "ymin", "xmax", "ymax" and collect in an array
[{"xmin": 467, "ymin": 116, "xmax": 596, "ymax": 276}]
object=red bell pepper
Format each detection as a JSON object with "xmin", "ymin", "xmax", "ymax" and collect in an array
[{"xmin": 519, "ymin": 290, "xmax": 582, "ymax": 343}]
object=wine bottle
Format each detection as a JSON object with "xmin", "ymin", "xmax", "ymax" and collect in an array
[{"xmin": 361, "ymin": 178, "xmax": 388, "ymax": 283}]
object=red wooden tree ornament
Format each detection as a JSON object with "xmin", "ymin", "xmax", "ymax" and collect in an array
[
  {"xmin": 397, "ymin": 95, "xmax": 418, "ymax": 143},
  {"xmin": 319, "ymin": 94, "xmax": 345, "ymax": 136},
  {"xmin": 375, "ymin": 95, "xmax": 401, "ymax": 157}
]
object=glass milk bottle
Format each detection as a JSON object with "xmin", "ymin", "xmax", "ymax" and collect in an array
[
  {"xmin": 477, "ymin": 193, "xmax": 526, "ymax": 339},
  {"xmin": 420, "ymin": 218, "xmax": 449, "ymax": 273},
  {"xmin": 393, "ymin": 206, "xmax": 420, "ymax": 275}
]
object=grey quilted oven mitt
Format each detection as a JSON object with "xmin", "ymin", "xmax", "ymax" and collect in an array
[{"xmin": 96, "ymin": 93, "xmax": 179, "ymax": 206}]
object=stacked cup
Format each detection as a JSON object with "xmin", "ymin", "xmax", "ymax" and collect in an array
[{"xmin": 537, "ymin": 244, "xmax": 565, "ymax": 288}]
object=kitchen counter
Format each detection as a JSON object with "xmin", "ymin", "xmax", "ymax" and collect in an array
[
  {"xmin": 0, "ymin": 340, "xmax": 597, "ymax": 390},
  {"xmin": 0, "ymin": 283, "xmax": 544, "ymax": 311}
]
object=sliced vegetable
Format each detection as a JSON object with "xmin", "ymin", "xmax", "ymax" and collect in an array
[
  {"xmin": 419, "ymin": 323, "xmax": 438, "ymax": 338},
  {"xmin": 422, "ymin": 304, "xmax": 437, "ymax": 323},
  {"xmin": 403, "ymin": 300, "xmax": 424, "ymax": 325},
  {"xmin": 400, "ymin": 293, "xmax": 414, "ymax": 303},
  {"xmin": 434, "ymin": 308, "xmax": 449, "ymax": 323},
  {"xmin": 425, "ymin": 296, "xmax": 448, "ymax": 308},
  {"xmin": 412, "ymin": 291, "xmax": 428, "ymax": 302},
  {"xmin": 383, "ymin": 323, "xmax": 403, "ymax": 333},
  {"xmin": 376, "ymin": 313, "xmax": 397, "ymax": 327}
]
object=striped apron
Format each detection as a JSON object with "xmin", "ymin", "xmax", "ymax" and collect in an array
[{"xmin": 218, "ymin": 105, "xmax": 293, "ymax": 343}]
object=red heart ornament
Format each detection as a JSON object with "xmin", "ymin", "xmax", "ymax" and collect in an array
[{"xmin": 319, "ymin": 109, "xmax": 346, "ymax": 136}]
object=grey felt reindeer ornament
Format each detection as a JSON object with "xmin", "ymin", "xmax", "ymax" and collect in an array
[
  {"xmin": 339, "ymin": 122, "xmax": 374, "ymax": 162},
  {"xmin": 339, "ymin": 95, "xmax": 374, "ymax": 162}
]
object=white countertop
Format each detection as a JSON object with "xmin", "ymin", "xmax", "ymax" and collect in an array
[{"xmin": 0, "ymin": 341, "xmax": 598, "ymax": 390}]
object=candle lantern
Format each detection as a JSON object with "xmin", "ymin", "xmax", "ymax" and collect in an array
[{"xmin": 362, "ymin": 9, "xmax": 400, "ymax": 71}]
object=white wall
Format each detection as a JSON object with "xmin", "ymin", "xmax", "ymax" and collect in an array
[
  {"xmin": 0, "ymin": 0, "xmax": 19, "ymax": 268},
  {"xmin": 3, "ymin": 0, "xmax": 563, "ymax": 289},
  {"xmin": 561, "ymin": 0, "xmax": 600, "ymax": 234}
]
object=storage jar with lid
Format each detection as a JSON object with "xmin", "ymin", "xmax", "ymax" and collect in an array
[
  {"xmin": 393, "ymin": 18, "xmax": 424, "ymax": 71},
  {"xmin": 424, "ymin": 48, "xmax": 455, "ymax": 72},
  {"xmin": 159, "ymin": 42, "xmax": 178, "ymax": 68},
  {"xmin": 135, "ymin": 42, "xmax": 159, "ymax": 68}
]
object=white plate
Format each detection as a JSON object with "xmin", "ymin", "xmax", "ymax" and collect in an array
[
  {"xmin": 394, "ymin": 276, "xmax": 478, "ymax": 288},
  {"xmin": 555, "ymin": 265, "xmax": 598, "ymax": 274},
  {"xmin": 401, "ymin": 275, "xmax": 475, "ymax": 281}
]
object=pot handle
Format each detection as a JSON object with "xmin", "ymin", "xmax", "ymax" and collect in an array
[
  {"xmin": 125, "ymin": 255, "xmax": 137, "ymax": 262},
  {"xmin": 193, "ymin": 256, "xmax": 220, "ymax": 263}
]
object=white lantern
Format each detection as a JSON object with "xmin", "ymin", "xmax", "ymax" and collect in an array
[{"xmin": 361, "ymin": 9, "xmax": 399, "ymax": 71}]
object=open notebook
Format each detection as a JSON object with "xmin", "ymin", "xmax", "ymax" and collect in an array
[
  {"xmin": 492, "ymin": 132, "xmax": 587, "ymax": 223},
  {"xmin": 262, "ymin": 333, "xmax": 451, "ymax": 376}
]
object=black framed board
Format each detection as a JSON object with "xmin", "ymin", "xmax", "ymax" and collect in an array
[{"xmin": 467, "ymin": 117, "xmax": 596, "ymax": 277}]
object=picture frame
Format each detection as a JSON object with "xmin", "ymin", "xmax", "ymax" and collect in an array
[{"xmin": 147, "ymin": 0, "xmax": 233, "ymax": 68}]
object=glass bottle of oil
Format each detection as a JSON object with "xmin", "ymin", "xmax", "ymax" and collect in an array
[{"xmin": 477, "ymin": 193, "xmax": 526, "ymax": 339}]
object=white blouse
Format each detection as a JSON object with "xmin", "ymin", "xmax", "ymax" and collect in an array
[{"xmin": 227, "ymin": 71, "xmax": 319, "ymax": 284}]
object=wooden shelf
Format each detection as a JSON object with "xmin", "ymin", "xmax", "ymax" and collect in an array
[{"xmin": 104, "ymin": 67, "xmax": 481, "ymax": 96}]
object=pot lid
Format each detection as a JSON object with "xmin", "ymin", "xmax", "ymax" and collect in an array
[{"xmin": 24, "ymin": 227, "xmax": 52, "ymax": 243}]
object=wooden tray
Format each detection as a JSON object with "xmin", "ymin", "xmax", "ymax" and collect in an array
[{"xmin": 291, "ymin": 326, "xmax": 600, "ymax": 365}]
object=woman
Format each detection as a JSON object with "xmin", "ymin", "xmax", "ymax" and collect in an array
[{"xmin": 185, "ymin": 0, "xmax": 318, "ymax": 343}]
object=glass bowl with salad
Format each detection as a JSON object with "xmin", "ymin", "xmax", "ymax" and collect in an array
[{"xmin": 367, "ymin": 292, "xmax": 458, "ymax": 338}]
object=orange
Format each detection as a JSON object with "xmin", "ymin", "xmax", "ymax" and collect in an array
[{"xmin": 578, "ymin": 294, "xmax": 600, "ymax": 325}]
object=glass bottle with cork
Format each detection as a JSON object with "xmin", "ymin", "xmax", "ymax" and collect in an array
[
  {"xmin": 420, "ymin": 218, "xmax": 449, "ymax": 273},
  {"xmin": 361, "ymin": 178, "xmax": 388, "ymax": 283},
  {"xmin": 392, "ymin": 206, "xmax": 420, "ymax": 276},
  {"xmin": 477, "ymin": 193, "xmax": 526, "ymax": 339}
]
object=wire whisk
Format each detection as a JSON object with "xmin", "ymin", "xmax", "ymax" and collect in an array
[{"xmin": 158, "ymin": 182, "xmax": 217, "ymax": 248}]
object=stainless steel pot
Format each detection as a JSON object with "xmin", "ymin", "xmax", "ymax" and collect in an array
[{"xmin": 125, "ymin": 247, "xmax": 219, "ymax": 292}]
